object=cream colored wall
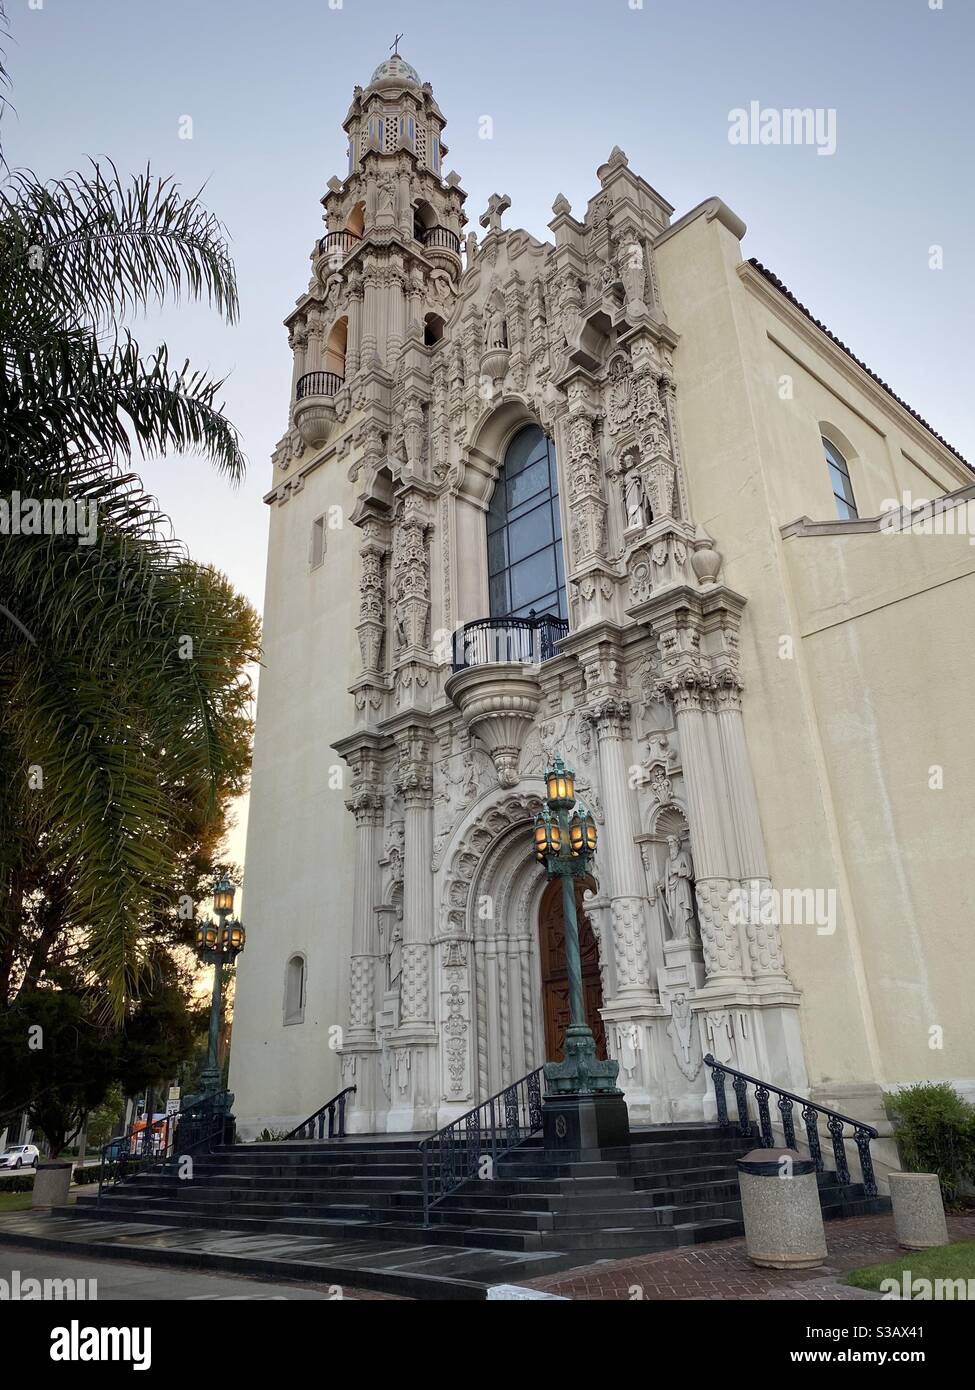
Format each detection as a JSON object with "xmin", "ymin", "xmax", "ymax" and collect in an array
[
  {"xmin": 784, "ymin": 526, "xmax": 975, "ymax": 1087},
  {"xmin": 229, "ymin": 454, "xmax": 361, "ymax": 1136},
  {"xmin": 655, "ymin": 204, "xmax": 974, "ymax": 1101}
]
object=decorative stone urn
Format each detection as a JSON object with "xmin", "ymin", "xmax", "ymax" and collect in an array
[
  {"xmin": 293, "ymin": 396, "xmax": 336, "ymax": 450},
  {"xmin": 445, "ymin": 665, "xmax": 541, "ymax": 788}
]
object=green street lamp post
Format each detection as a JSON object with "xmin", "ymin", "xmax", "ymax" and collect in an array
[
  {"xmin": 195, "ymin": 874, "xmax": 246, "ymax": 1108},
  {"xmin": 533, "ymin": 757, "xmax": 621, "ymax": 1098}
]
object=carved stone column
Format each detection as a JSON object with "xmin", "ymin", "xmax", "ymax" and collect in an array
[
  {"xmin": 661, "ymin": 672, "xmax": 744, "ymax": 986},
  {"xmin": 584, "ymin": 699, "xmax": 653, "ymax": 995},
  {"xmin": 345, "ymin": 789, "xmax": 385, "ymax": 1047},
  {"xmin": 713, "ymin": 675, "xmax": 788, "ymax": 982},
  {"xmin": 386, "ymin": 729, "xmax": 437, "ymax": 1130},
  {"xmin": 396, "ymin": 741, "xmax": 434, "ymax": 1031}
]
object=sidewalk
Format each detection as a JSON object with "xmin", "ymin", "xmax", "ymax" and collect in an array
[{"xmin": 520, "ymin": 1213, "xmax": 975, "ymax": 1301}]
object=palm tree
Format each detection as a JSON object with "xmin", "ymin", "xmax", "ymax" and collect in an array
[{"xmin": 0, "ymin": 11, "xmax": 260, "ymax": 1013}]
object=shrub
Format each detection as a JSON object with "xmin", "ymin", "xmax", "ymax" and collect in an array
[
  {"xmin": 0, "ymin": 1175, "xmax": 34, "ymax": 1193},
  {"xmin": 254, "ymin": 1127, "xmax": 288, "ymax": 1143},
  {"xmin": 885, "ymin": 1082, "xmax": 975, "ymax": 1201}
]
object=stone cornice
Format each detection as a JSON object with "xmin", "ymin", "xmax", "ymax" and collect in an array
[{"xmin": 652, "ymin": 196, "xmax": 747, "ymax": 250}]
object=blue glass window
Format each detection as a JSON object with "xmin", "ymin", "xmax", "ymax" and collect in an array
[
  {"xmin": 823, "ymin": 437, "xmax": 858, "ymax": 520},
  {"xmin": 487, "ymin": 426, "xmax": 567, "ymax": 620}
]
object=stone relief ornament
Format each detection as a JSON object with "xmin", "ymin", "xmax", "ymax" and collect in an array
[
  {"xmin": 668, "ymin": 991, "xmax": 703, "ymax": 1080},
  {"xmin": 616, "ymin": 1023, "xmax": 642, "ymax": 1084}
]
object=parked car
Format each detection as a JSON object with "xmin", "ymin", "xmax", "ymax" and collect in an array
[
  {"xmin": 101, "ymin": 1136, "xmax": 127, "ymax": 1162},
  {"xmin": 0, "ymin": 1144, "xmax": 39, "ymax": 1169}
]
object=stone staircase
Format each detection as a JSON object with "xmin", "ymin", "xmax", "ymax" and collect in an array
[{"xmin": 0, "ymin": 1123, "xmax": 889, "ymax": 1299}]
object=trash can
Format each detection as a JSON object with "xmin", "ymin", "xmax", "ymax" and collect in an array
[{"xmin": 737, "ymin": 1147, "xmax": 827, "ymax": 1269}]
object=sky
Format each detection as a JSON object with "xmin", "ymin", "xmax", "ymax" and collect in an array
[{"xmin": 5, "ymin": 0, "xmax": 973, "ymax": 877}]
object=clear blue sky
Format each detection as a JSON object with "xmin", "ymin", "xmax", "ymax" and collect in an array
[{"xmin": 5, "ymin": 0, "xmax": 972, "ymax": 615}]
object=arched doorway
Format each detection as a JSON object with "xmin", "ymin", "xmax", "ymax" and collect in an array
[{"xmin": 538, "ymin": 877, "xmax": 607, "ymax": 1062}]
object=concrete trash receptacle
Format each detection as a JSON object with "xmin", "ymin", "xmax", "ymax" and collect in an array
[
  {"xmin": 31, "ymin": 1160, "xmax": 73, "ymax": 1210},
  {"xmin": 737, "ymin": 1147, "xmax": 827, "ymax": 1269},
  {"xmin": 888, "ymin": 1172, "xmax": 948, "ymax": 1250}
]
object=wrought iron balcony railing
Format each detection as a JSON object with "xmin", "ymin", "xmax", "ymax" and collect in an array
[
  {"xmin": 422, "ymin": 225, "xmax": 461, "ymax": 255},
  {"xmin": 452, "ymin": 613, "xmax": 569, "ymax": 672},
  {"xmin": 295, "ymin": 370, "xmax": 345, "ymax": 401},
  {"xmin": 703, "ymin": 1054, "xmax": 879, "ymax": 1196},
  {"xmin": 317, "ymin": 229, "xmax": 362, "ymax": 260}
]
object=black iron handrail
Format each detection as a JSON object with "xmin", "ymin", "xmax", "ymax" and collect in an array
[
  {"xmin": 97, "ymin": 1093, "xmax": 230, "ymax": 1197},
  {"xmin": 419, "ymin": 1067, "xmax": 544, "ymax": 1223},
  {"xmin": 422, "ymin": 225, "xmax": 461, "ymax": 254},
  {"xmin": 283, "ymin": 1085, "xmax": 356, "ymax": 1141},
  {"xmin": 317, "ymin": 229, "xmax": 362, "ymax": 259},
  {"xmin": 296, "ymin": 370, "xmax": 344, "ymax": 401},
  {"xmin": 452, "ymin": 612, "xmax": 569, "ymax": 671},
  {"xmin": 703, "ymin": 1054, "xmax": 879, "ymax": 1196}
]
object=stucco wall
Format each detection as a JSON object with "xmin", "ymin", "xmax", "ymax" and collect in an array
[
  {"xmin": 229, "ymin": 458, "xmax": 361, "ymax": 1136},
  {"xmin": 655, "ymin": 203, "xmax": 974, "ymax": 1101}
]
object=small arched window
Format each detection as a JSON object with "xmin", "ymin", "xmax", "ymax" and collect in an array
[
  {"xmin": 283, "ymin": 954, "xmax": 306, "ymax": 1026},
  {"xmin": 487, "ymin": 425, "xmax": 567, "ymax": 620},
  {"xmin": 424, "ymin": 312, "xmax": 445, "ymax": 346},
  {"xmin": 823, "ymin": 436, "xmax": 858, "ymax": 520},
  {"xmin": 324, "ymin": 318, "xmax": 347, "ymax": 382}
]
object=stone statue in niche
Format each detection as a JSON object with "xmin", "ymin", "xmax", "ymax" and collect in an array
[
  {"xmin": 483, "ymin": 289, "xmax": 507, "ymax": 349},
  {"xmin": 623, "ymin": 469, "xmax": 653, "ymax": 529},
  {"xmin": 386, "ymin": 914, "xmax": 403, "ymax": 993},
  {"xmin": 377, "ymin": 173, "xmax": 397, "ymax": 220},
  {"xmin": 658, "ymin": 836, "xmax": 698, "ymax": 940}
]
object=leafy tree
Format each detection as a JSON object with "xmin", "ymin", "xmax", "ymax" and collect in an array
[{"xmin": 0, "ymin": 5, "xmax": 259, "ymax": 1013}]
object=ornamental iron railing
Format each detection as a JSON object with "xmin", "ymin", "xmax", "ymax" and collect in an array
[
  {"xmin": 703, "ymin": 1054, "xmax": 879, "ymax": 1196},
  {"xmin": 97, "ymin": 1093, "xmax": 230, "ymax": 1196},
  {"xmin": 317, "ymin": 230, "xmax": 362, "ymax": 260},
  {"xmin": 419, "ymin": 1067, "xmax": 544, "ymax": 1223},
  {"xmin": 452, "ymin": 613, "xmax": 569, "ymax": 671},
  {"xmin": 283, "ymin": 1086, "xmax": 356, "ymax": 1141},
  {"xmin": 295, "ymin": 370, "xmax": 344, "ymax": 401},
  {"xmin": 422, "ymin": 225, "xmax": 461, "ymax": 254}
]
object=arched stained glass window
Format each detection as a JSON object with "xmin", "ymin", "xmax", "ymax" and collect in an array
[{"xmin": 487, "ymin": 426, "xmax": 567, "ymax": 620}]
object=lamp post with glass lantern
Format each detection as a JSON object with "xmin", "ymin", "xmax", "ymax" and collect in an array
[
  {"xmin": 533, "ymin": 757, "xmax": 620, "ymax": 1096},
  {"xmin": 533, "ymin": 756, "xmax": 628, "ymax": 1149},
  {"xmin": 195, "ymin": 874, "xmax": 246, "ymax": 1105}
]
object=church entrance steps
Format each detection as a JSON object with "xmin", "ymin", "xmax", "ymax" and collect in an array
[
  {"xmin": 0, "ymin": 1213, "xmax": 560, "ymax": 1300},
  {"xmin": 0, "ymin": 1123, "xmax": 890, "ymax": 1297}
]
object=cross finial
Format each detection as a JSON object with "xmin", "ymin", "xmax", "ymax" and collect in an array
[
  {"xmin": 390, "ymin": 33, "xmax": 404, "ymax": 57},
  {"xmin": 479, "ymin": 192, "xmax": 511, "ymax": 235}
]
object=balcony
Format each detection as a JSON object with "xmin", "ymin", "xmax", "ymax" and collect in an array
[
  {"xmin": 422, "ymin": 225, "xmax": 461, "ymax": 255},
  {"xmin": 452, "ymin": 613, "xmax": 569, "ymax": 672},
  {"xmin": 293, "ymin": 371, "xmax": 345, "ymax": 449},
  {"xmin": 317, "ymin": 230, "xmax": 362, "ymax": 262},
  {"xmin": 296, "ymin": 371, "xmax": 344, "ymax": 401}
]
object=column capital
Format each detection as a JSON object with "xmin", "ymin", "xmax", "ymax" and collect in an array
[
  {"xmin": 344, "ymin": 788, "xmax": 385, "ymax": 826},
  {"xmin": 583, "ymin": 697, "xmax": 632, "ymax": 739}
]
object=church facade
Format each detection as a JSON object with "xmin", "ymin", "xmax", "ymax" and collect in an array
[{"xmin": 229, "ymin": 52, "xmax": 975, "ymax": 1153}]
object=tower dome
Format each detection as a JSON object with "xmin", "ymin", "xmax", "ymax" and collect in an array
[{"xmin": 368, "ymin": 53, "xmax": 421, "ymax": 88}]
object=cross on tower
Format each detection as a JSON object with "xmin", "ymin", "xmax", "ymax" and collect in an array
[
  {"xmin": 479, "ymin": 192, "xmax": 511, "ymax": 235},
  {"xmin": 390, "ymin": 33, "xmax": 404, "ymax": 57}
]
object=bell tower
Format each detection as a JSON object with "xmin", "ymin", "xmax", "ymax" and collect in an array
[{"xmin": 291, "ymin": 47, "xmax": 467, "ymax": 405}]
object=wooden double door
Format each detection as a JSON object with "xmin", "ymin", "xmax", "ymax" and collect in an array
[{"xmin": 538, "ymin": 876, "xmax": 607, "ymax": 1062}]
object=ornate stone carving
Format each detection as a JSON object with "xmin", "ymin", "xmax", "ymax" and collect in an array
[{"xmin": 694, "ymin": 877, "xmax": 743, "ymax": 977}]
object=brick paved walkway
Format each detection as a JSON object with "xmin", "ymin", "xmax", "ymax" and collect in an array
[{"xmin": 521, "ymin": 1214, "xmax": 975, "ymax": 1300}]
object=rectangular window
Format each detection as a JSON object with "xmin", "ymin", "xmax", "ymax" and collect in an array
[{"xmin": 310, "ymin": 515, "xmax": 326, "ymax": 570}]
